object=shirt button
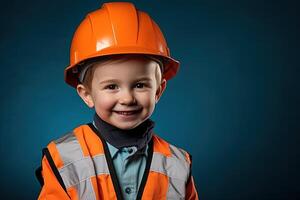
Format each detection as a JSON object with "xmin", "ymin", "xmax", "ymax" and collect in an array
[
  {"xmin": 125, "ymin": 187, "xmax": 131, "ymax": 194},
  {"xmin": 128, "ymin": 148, "xmax": 133, "ymax": 154}
]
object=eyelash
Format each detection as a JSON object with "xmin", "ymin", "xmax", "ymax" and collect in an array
[
  {"xmin": 104, "ymin": 84, "xmax": 118, "ymax": 90},
  {"xmin": 135, "ymin": 83, "xmax": 145, "ymax": 88}
]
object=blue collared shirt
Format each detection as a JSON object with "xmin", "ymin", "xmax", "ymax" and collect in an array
[{"xmin": 106, "ymin": 142, "xmax": 148, "ymax": 200}]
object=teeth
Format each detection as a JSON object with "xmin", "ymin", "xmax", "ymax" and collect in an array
[{"xmin": 117, "ymin": 111, "xmax": 135, "ymax": 115}]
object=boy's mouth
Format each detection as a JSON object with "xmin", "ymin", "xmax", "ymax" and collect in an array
[{"xmin": 114, "ymin": 109, "xmax": 142, "ymax": 116}]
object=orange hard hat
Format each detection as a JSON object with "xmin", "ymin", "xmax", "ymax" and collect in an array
[{"xmin": 64, "ymin": 2, "xmax": 180, "ymax": 88}]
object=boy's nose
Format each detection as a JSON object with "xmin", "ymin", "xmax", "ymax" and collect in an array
[{"xmin": 119, "ymin": 90, "xmax": 136, "ymax": 105}]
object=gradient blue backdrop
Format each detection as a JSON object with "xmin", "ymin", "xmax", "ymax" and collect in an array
[{"xmin": 0, "ymin": 0, "xmax": 299, "ymax": 199}]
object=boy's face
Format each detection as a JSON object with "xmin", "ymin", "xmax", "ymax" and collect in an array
[{"xmin": 77, "ymin": 57, "xmax": 166, "ymax": 130}]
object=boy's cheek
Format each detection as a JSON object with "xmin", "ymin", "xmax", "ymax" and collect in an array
[
  {"xmin": 137, "ymin": 93, "xmax": 155, "ymax": 103},
  {"xmin": 94, "ymin": 100, "xmax": 115, "ymax": 110}
]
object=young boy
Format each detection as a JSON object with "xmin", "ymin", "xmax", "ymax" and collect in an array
[{"xmin": 36, "ymin": 2, "xmax": 199, "ymax": 200}]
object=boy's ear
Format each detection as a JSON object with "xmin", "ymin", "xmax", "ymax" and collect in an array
[
  {"xmin": 76, "ymin": 84, "xmax": 94, "ymax": 108},
  {"xmin": 155, "ymin": 79, "xmax": 167, "ymax": 103}
]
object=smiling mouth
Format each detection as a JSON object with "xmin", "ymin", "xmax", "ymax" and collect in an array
[{"xmin": 114, "ymin": 109, "xmax": 142, "ymax": 116}]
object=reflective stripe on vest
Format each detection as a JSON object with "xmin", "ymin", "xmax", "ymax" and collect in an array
[
  {"xmin": 151, "ymin": 144, "xmax": 190, "ymax": 199},
  {"xmin": 51, "ymin": 125, "xmax": 191, "ymax": 199},
  {"xmin": 54, "ymin": 132, "xmax": 102, "ymax": 200}
]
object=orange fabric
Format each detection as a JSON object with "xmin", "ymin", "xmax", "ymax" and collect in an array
[
  {"xmin": 97, "ymin": 175, "xmax": 117, "ymax": 200},
  {"xmin": 186, "ymin": 176, "xmax": 199, "ymax": 200},
  {"xmin": 152, "ymin": 134, "xmax": 172, "ymax": 157},
  {"xmin": 74, "ymin": 125, "xmax": 104, "ymax": 156},
  {"xmin": 73, "ymin": 125, "xmax": 90, "ymax": 157},
  {"xmin": 67, "ymin": 186, "xmax": 78, "ymax": 200},
  {"xmin": 47, "ymin": 141, "xmax": 64, "ymax": 169},
  {"xmin": 90, "ymin": 176, "xmax": 99, "ymax": 200},
  {"xmin": 38, "ymin": 157, "xmax": 70, "ymax": 200},
  {"xmin": 185, "ymin": 152, "xmax": 192, "ymax": 164},
  {"xmin": 141, "ymin": 171, "xmax": 169, "ymax": 200}
]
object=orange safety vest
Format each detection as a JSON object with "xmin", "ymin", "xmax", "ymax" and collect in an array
[{"xmin": 37, "ymin": 123, "xmax": 199, "ymax": 200}]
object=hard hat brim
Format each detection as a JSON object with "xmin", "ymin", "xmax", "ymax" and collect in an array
[{"xmin": 64, "ymin": 46, "xmax": 180, "ymax": 88}]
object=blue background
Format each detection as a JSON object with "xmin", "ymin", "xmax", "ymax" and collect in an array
[{"xmin": 0, "ymin": 0, "xmax": 299, "ymax": 199}]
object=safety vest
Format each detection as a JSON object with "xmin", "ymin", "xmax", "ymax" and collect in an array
[{"xmin": 37, "ymin": 123, "xmax": 199, "ymax": 200}]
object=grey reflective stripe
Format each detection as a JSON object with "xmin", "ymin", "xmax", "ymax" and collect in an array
[
  {"xmin": 168, "ymin": 144, "xmax": 190, "ymax": 199},
  {"xmin": 150, "ymin": 145, "xmax": 190, "ymax": 199},
  {"xmin": 93, "ymin": 154, "xmax": 110, "ymax": 175},
  {"xmin": 169, "ymin": 144, "xmax": 189, "ymax": 166},
  {"xmin": 167, "ymin": 178, "xmax": 186, "ymax": 199},
  {"xmin": 54, "ymin": 132, "xmax": 84, "ymax": 164},
  {"xmin": 150, "ymin": 153, "xmax": 189, "ymax": 181},
  {"xmin": 59, "ymin": 155, "xmax": 109, "ymax": 188},
  {"xmin": 59, "ymin": 156, "xmax": 94, "ymax": 188},
  {"xmin": 73, "ymin": 178, "xmax": 96, "ymax": 200},
  {"xmin": 54, "ymin": 132, "xmax": 108, "ymax": 200},
  {"xmin": 58, "ymin": 155, "xmax": 109, "ymax": 199}
]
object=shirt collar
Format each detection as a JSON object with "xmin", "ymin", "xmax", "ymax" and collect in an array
[
  {"xmin": 107, "ymin": 142, "xmax": 119, "ymax": 159},
  {"xmin": 106, "ymin": 141, "xmax": 148, "ymax": 159}
]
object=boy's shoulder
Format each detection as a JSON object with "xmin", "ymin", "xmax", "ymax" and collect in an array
[
  {"xmin": 45, "ymin": 123, "xmax": 90, "ymax": 147},
  {"xmin": 152, "ymin": 133, "xmax": 192, "ymax": 164},
  {"xmin": 152, "ymin": 133, "xmax": 189, "ymax": 153}
]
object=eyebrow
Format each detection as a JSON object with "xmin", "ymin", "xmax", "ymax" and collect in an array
[
  {"xmin": 135, "ymin": 77, "xmax": 153, "ymax": 82},
  {"xmin": 98, "ymin": 79, "xmax": 120, "ymax": 85}
]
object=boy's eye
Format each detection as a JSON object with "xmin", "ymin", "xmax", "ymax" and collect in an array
[
  {"xmin": 105, "ymin": 84, "xmax": 118, "ymax": 90},
  {"xmin": 135, "ymin": 83, "xmax": 145, "ymax": 88}
]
